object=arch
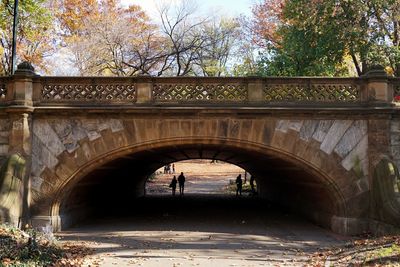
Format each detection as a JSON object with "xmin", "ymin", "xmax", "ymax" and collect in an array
[{"xmin": 29, "ymin": 118, "xmax": 368, "ymax": 234}]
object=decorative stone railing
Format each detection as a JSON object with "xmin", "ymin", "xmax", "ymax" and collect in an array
[
  {"xmin": 39, "ymin": 77, "xmax": 137, "ymax": 104},
  {"xmin": 32, "ymin": 76, "xmax": 366, "ymax": 106},
  {"xmin": 0, "ymin": 77, "xmax": 8, "ymax": 101},
  {"xmin": 0, "ymin": 74, "xmax": 398, "ymax": 107},
  {"xmin": 390, "ymin": 78, "xmax": 400, "ymax": 97}
]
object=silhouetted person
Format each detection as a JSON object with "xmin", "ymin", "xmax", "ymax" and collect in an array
[
  {"xmin": 178, "ymin": 172, "xmax": 186, "ymax": 196},
  {"xmin": 236, "ymin": 174, "xmax": 242, "ymax": 196},
  {"xmin": 172, "ymin": 163, "xmax": 175, "ymax": 174},
  {"xmin": 250, "ymin": 175, "xmax": 256, "ymax": 194},
  {"xmin": 170, "ymin": 175, "xmax": 177, "ymax": 196}
]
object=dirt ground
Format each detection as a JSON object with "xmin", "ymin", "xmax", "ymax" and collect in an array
[{"xmin": 146, "ymin": 160, "xmax": 247, "ymax": 195}]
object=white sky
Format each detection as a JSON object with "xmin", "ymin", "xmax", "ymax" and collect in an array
[{"xmin": 120, "ymin": 0, "xmax": 253, "ymax": 18}]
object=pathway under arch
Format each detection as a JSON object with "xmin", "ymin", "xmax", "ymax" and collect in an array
[{"xmin": 40, "ymin": 138, "xmax": 351, "ymax": 233}]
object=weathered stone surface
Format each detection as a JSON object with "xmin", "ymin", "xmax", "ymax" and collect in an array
[
  {"xmin": 341, "ymin": 135, "xmax": 368, "ymax": 175},
  {"xmin": 262, "ymin": 119, "xmax": 276, "ymax": 145},
  {"xmin": 0, "ymin": 145, "xmax": 8, "ymax": 155},
  {"xmin": 390, "ymin": 120, "xmax": 400, "ymax": 133},
  {"xmin": 0, "ymin": 131, "xmax": 9, "ymax": 144},
  {"xmin": 31, "ymin": 176, "xmax": 44, "ymax": 191},
  {"xmin": 228, "ymin": 120, "xmax": 240, "ymax": 139},
  {"xmin": 320, "ymin": 120, "xmax": 353, "ymax": 155},
  {"xmin": 289, "ymin": 120, "xmax": 303, "ymax": 132},
  {"xmin": 391, "ymin": 133, "xmax": 400, "ymax": 145},
  {"xmin": 299, "ymin": 120, "xmax": 319, "ymax": 141},
  {"xmin": 276, "ymin": 120, "xmax": 289, "ymax": 133},
  {"xmin": 312, "ymin": 120, "xmax": 334, "ymax": 143},
  {"xmin": 110, "ymin": 119, "xmax": 124, "ymax": 132},
  {"xmin": 391, "ymin": 145, "xmax": 400, "ymax": 160},
  {"xmin": 334, "ymin": 121, "xmax": 367, "ymax": 158},
  {"xmin": 33, "ymin": 121, "xmax": 65, "ymax": 156},
  {"xmin": 32, "ymin": 134, "xmax": 59, "ymax": 170}
]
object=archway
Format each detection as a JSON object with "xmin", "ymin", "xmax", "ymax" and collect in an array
[{"xmin": 48, "ymin": 138, "xmax": 347, "ymax": 231}]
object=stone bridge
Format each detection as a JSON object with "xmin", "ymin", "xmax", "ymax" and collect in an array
[{"xmin": 0, "ymin": 64, "xmax": 400, "ymax": 235}]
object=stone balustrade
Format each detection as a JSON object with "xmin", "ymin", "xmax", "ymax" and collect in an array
[{"xmin": 0, "ymin": 73, "xmax": 397, "ymax": 107}]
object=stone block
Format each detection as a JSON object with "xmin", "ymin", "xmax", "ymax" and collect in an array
[
  {"xmin": 0, "ymin": 145, "xmax": 8, "ymax": 155},
  {"xmin": 390, "ymin": 120, "xmax": 400, "ymax": 133},
  {"xmin": 320, "ymin": 120, "xmax": 353, "ymax": 155},
  {"xmin": 31, "ymin": 176, "xmax": 44, "ymax": 191},
  {"xmin": 239, "ymin": 120, "xmax": 252, "ymax": 140},
  {"xmin": 33, "ymin": 121, "xmax": 65, "ymax": 156},
  {"xmin": 313, "ymin": 120, "xmax": 334, "ymax": 143},
  {"xmin": 261, "ymin": 119, "xmax": 276, "ymax": 145},
  {"xmin": 0, "ymin": 131, "xmax": 9, "ymax": 144},
  {"xmin": 228, "ymin": 120, "xmax": 240, "ymax": 139},
  {"xmin": 331, "ymin": 216, "xmax": 369, "ymax": 235},
  {"xmin": 391, "ymin": 134, "xmax": 400, "ymax": 145},
  {"xmin": 299, "ymin": 120, "xmax": 319, "ymax": 141},
  {"xmin": 32, "ymin": 134, "xmax": 59, "ymax": 169},
  {"xmin": 250, "ymin": 120, "xmax": 265, "ymax": 143},
  {"xmin": 276, "ymin": 120, "xmax": 289, "ymax": 133},
  {"xmin": 391, "ymin": 145, "xmax": 400, "ymax": 160},
  {"xmin": 122, "ymin": 119, "xmax": 137, "ymax": 143},
  {"xmin": 334, "ymin": 120, "xmax": 367, "ymax": 158},
  {"xmin": 289, "ymin": 120, "xmax": 303, "ymax": 132},
  {"xmin": 110, "ymin": 119, "xmax": 124, "ymax": 133},
  {"xmin": 217, "ymin": 120, "xmax": 229, "ymax": 138},
  {"xmin": 0, "ymin": 120, "xmax": 10, "ymax": 132},
  {"xmin": 342, "ymin": 135, "xmax": 369, "ymax": 176}
]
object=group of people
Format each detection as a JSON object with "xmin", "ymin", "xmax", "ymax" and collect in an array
[
  {"xmin": 169, "ymin": 172, "xmax": 186, "ymax": 196},
  {"xmin": 164, "ymin": 164, "xmax": 175, "ymax": 174},
  {"xmin": 168, "ymin": 172, "xmax": 256, "ymax": 197},
  {"xmin": 235, "ymin": 174, "xmax": 256, "ymax": 196}
]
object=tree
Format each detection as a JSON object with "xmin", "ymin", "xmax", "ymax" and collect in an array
[
  {"xmin": 193, "ymin": 17, "xmax": 241, "ymax": 77},
  {"xmin": 251, "ymin": 0, "xmax": 400, "ymax": 77},
  {"xmin": 56, "ymin": 0, "xmax": 162, "ymax": 76},
  {"xmin": 156, "ymin": 0, "xmax": 207, "ymax": 76},
  {"xmin": 0, "ymin": 0, "xmax": 54, "ymax": 75}
]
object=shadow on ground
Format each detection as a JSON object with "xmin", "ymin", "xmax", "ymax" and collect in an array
[{"xmin": 57, "ymin": 195, "xmax": 348, "ymax": 266}]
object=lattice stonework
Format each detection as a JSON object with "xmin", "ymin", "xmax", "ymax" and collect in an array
[
  {"xmin": 0, "ymin": 82, "xmax": 6, "ymax": 99},
  {"xmin": 153, "ymin": 84, "xmax": 247, "ymax": 102},
  {"xmin": 264, "ymin": 84, "xmax": 359, "ymax": 102},
  {"xmin": 394, "ymin": 84, "xmax": 400, "ymax": 96},
  {"xmin": 42, "ymin": 84, "xmax": 137, "ymax": 102}
]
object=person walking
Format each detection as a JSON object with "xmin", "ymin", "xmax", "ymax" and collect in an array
[
  {"xmin": 236, "ymin": 174, "xmax": 242, "ymax": 196},
  {"xmin": 178, "ymin": 172, "xmax": 186, "ymax": 196},
  {"xmin": 250, "ymin": 175, "xmax": 256, "ymax": 194},
  {"xmin": 169, "ymin": 175, "xmax": 177, "ymax": 196}
]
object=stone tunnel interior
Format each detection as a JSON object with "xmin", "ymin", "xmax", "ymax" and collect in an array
[{"xmin": 57, "ymin": 143, "xmax": 345, "ymax": 231}]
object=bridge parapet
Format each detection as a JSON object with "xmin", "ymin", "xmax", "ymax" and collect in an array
[
  {"xmin": 35, "ymin": 76, "xmax": 366, "ymax": 106},
  {"xmin": 0, "ymin": 77, "xmax": 10, "ymax": 102},
  {"xmin": 390, "ymin": 78, "xmax": 400, "ymax": 97},
  {"xmin": 0, "ymin": 73, "xmax": 397, "ymax": 107}
]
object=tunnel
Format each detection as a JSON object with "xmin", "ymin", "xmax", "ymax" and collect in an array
[{"xmin": 56, "ymin": 142, "xmax": 345, "ymax": 231}]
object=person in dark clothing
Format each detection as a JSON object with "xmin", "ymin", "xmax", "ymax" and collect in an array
[
  {"xmin": 250, "ymin": 175, "xmax": 255, "ymax": 193},
  {"xmin": 236, "ymin": 174, "xmax": 242, "ymax": 196},
  {"xmin": 178, "ymin": 172, "xmax": 186, "ymax": 196},
  {"xmin": 169, "ymin": 175, "xmax": 177, "ymax": 196}
]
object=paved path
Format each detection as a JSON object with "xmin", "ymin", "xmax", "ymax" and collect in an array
[{"xmin": 58, "ymin": 196, "xmax": 348, "ymax": 267}]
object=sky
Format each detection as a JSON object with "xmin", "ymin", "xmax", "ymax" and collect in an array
[{"xmin": 121, "ymin": 0, "xmax": 253, "ymax": 18}]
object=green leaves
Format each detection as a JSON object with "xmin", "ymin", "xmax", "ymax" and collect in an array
[{"xmin": 253, "ymin": 0, "xmax": 400, "ymax": 77}]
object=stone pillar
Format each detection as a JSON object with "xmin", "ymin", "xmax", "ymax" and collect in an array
[
  {"xmin": 247, "ymin": 77, "xmax": 264, "ymax": 103},
  {"xmin": 5, "ymin": 62, "xmax": 36, "ymax": 227},
  {"xmin": 363, "ymin": 67, "xmax": 392, "ymax": 105},
  {"xmin": 136, "ymin": 76, "xmax": 153, "ymax": 103}
]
